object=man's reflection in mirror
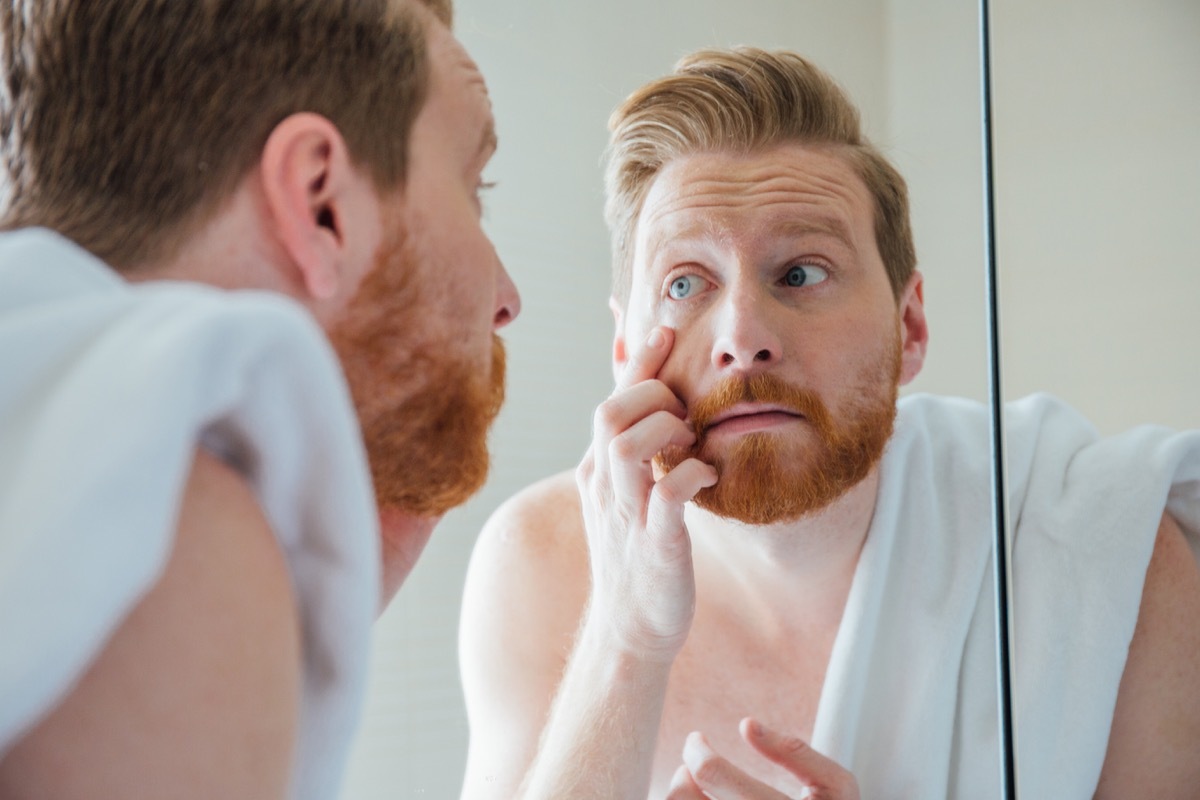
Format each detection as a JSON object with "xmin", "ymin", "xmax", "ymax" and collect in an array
[{"xmin": 458, "ymin": 48, "xmax": 1200, "ymax": 800}]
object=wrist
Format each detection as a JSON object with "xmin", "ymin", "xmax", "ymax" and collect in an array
[{"xmin": 577, "ymin": 607, "xmax": 685, "ymax": 667}]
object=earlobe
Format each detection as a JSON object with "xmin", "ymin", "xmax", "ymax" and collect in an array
[
  {"xmin": 609, "ymin": 296, "xmax": 627, "ymax": 383},
  {"xmin": 259, "ymin": 113, "xmax": 355, "ymax": 302},
  {"xmin": 897, "ymin": 271, "xmax": 929, "ymax": 385}
]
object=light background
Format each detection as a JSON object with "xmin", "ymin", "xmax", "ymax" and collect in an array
[{"xmin": 340, "ymin": 0, "xmax": 1199, "ymax": 796}]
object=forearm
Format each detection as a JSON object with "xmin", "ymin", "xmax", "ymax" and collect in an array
[{"xmin": 518, "ymin": 615, "xmax": 674, "ymax": 800}]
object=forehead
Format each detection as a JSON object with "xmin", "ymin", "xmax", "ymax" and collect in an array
[
  {"xmin": 419, "ymin": 21, "xmax": 496, "ymax": 156},
  {"xmin": 633, "ymin": 144, "xmax": 874, "ymax": 268}
]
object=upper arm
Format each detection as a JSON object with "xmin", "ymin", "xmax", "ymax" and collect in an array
[
  {"xmin": 0, "ymin": 449, "xmax": 301, "ymax": 799},
  {"xmin": 458, "ymin": 471, "xmax": 591, "ymax": 800},
  {"xmin": 1095, "ymin": 512, "xmax": 1200, "ymax": 799}
]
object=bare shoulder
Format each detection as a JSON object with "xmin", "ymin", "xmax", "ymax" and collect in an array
[
  {"xmin": 459, "ymin": 468, "xmax": 591, "ymax": 800},
  {"xmin": 477, "ymin": 467, "xmax": 588, "ymax": 564},
  {"xmin": 0, "ymin": 449, "xmax": 301, "ymax": 799},
  {"xmin": 461, "ymin": 467, "xmax": 590, "ymax": 667},
  {"xmin": 1095, "ymin": 512, "xmax": 1200, "ymax": 799}
]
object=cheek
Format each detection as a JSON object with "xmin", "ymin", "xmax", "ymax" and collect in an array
[{"xmin": 655, "ymin": 322, "xmax": 713, "ymax": 399}]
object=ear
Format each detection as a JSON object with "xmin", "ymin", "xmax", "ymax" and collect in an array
[
  {"xmin": 609, "ymin": 295, "xmax": 627, "ymax": 383},
  {"xmin": 897, "ymin": 270, "xmax": 929, "ymax": 386},
  {"xmin": 258, "ymin": 112, "xmax": 369, "ymax": 302}
]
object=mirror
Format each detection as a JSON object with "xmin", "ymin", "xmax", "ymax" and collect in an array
[
  {"xmin": 992, "ymin": 0, "xmax": 1199, "ymax": 433},
  {"xmin": 988, "ymin": 2, "xmax": 1198, "ymax": 795},
  {"xmin": 340, "ymin": 0, "xmax": 1196, "ymax": 797}
]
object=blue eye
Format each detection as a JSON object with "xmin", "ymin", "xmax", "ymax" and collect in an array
[
  {"xmin": 668, "ymin": 275, "xmax": 700, "ymax": 300},
  {"xmin": 784, "ymin": 264, "xmax": 829, "ymax": 287}
]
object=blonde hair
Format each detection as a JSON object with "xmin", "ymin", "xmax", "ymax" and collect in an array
[
  {"xmin": 0, "ymin": 0, "xmax": 452, "ymax": 272},
  {"xmin": 604, "ymin": 47, "xmax": 915, "ymax": 302}
]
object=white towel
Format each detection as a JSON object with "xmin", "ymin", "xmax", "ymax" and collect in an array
[
  {"xmin": 811, "ymin": 393, "xmax": 1200, "ymax": 798},
  {"xmin": 0, "ymin": 228, "xmax": 380, "ymax": 800}
]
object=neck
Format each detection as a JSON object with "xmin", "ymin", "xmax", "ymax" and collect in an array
[
  {"xmin": 377, "ymin": 507, "xmax": 440, "ymax": 613},
  {"xmin": 123, "ymin": 182, "xmax": 300, "ymax": 298},
  {"xmin": 687, "ymin": 467, "xmax": 879, "ymax": 637}
]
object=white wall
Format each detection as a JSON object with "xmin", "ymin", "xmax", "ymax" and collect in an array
[
  {"xmin": 991, "ymin": 0, "xmax": 1200, "ymax": 434},
  {"xmin": 340, "ymin": 0, "xmax": 1198, "ymax": 796}
]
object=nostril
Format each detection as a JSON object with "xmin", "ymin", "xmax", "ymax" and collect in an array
[
  {"xmin": 720, "ymin": 353, "xmax": 736, "ymax": 366},
  {"xmin": 754, "ymin": 349, "xmax": 771, "ymax": 362}
]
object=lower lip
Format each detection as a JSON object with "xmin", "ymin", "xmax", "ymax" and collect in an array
[{"xmin": 705, "ymin": 411, "xmax": 803, "ymax": 436}]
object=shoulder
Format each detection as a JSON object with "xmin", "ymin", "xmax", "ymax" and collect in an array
[
  {"xmin": 461, "ymin": 468, "xmax": 590, "ymax": 650},
  {"xmin": 458, "ymin": 469, "xmax": 591, "ymax": 798},
  {"xmin": 1096, "ymin": 512, "xmax": 1200, "ymax": 798},
  {"xmin": 0, "ymin": 449, "xmax": 301, "ymax": 797},
  {"xmin": 475, "ymin": 468, "xmax": 588, "ymax": 563},
  {"xmin": 459, "ymin": 466, "xmax": 590, "ymax": 677}
]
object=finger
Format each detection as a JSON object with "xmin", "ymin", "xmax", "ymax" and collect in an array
[
  {"xmin": 683, "ymin": 731, "xmax": 792, "ymax": 800},
  {"xmin": 740, "ymin": 719, "xmax": 859, "ymax": 800},
  {"xmin": 616, "ymin": 326, "xmax": 674, "ymax": 392},
  {"xmin": 594, "ymin": 379, "xmax": 687, "ymax": 448},
  {"xmin": 609, "ymin": 410, "xmax": 698, "ymax": 505},
  {"xmin": 647, "ymin": 458, "xmax": 718, "ymax": 550},
  {"xmin": 665, "ymin": 764, "xmax": 708, "ymax": 800}
]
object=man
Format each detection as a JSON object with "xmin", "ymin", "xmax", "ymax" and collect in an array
[
  {"xmin": 0, "ymin": 1, "xmax": 517, "ymax": 797},
  {"xmin": 459, "ymin": 48, "xmax": 1200, "ymax": 799}
]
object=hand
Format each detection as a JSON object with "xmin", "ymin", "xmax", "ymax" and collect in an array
[
  {"xmin": 575, "ymin": 326, "xmax": 718, "ymax": 662},
  {"xmin": 667, "ymin": 719, "xmax": 860, "ymax": 800}
]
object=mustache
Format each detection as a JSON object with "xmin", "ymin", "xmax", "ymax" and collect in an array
[{"xmin": 686, "ymin": 373, "xmax": 834, "ymax": 439}]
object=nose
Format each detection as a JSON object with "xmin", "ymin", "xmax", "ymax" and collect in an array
[
  {"xmin": 710, "ymin": 282, "xmax": 781, "ymax": 371},
  {"xmin": 492, "ymin": 260, "xmax": 521, "ymax": 330}
]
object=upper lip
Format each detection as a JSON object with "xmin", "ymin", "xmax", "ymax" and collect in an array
[{"xmin": 703, "ymin": 403, "xmax": 803, "ymax": 431}]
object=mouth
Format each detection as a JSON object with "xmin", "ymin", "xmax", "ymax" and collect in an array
[{"xmin": 701, "ymin": 403, "xmax": 804, "ymax": 437}]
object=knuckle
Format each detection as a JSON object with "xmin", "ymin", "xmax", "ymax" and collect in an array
[
  {"xmin": 593, "ymin": 399, "xmax": 623, "ymax": 438},
  {"xmin": 609, "ymin": 431, "xmax": 638, "ymax": 462},
  {"xmin": 779, "ymin": 734, "xmax": 809, "ymax": 756},
  {"xmin": 652, "ymin": 478, "xmax": 686, "ymax": 506},
  {"xmin": 575, "ymin": 456, "xmax": 594, "ymax": 485},
  {"xmin": 689, "ymin": 753, "xmax": 728, "ymax": 786}
]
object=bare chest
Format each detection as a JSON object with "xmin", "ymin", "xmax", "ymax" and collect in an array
[{"xmin": 647, "ymin": 617, "xmax": 836, "ymax": 798}]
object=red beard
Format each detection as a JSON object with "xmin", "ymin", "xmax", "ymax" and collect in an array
[
  {"xmin": 656, "ymin": 334, "xmax": 900, "ymax": 524},
  {"xmin": 329, "ymin": 224, "xmax": 505, "ymax": 516}
]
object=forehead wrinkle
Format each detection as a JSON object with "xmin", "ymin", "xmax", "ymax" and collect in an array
[
  {"xmin": 643, "ymin": 190, "xmax": 859, "ymax": 261},
  {"xmin": 637, "ymin": 148, "xmax": 874, "ymax": 268}
]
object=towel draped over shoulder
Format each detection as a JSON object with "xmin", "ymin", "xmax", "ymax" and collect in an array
[{"xmin": 0, "ymin": 228, "xmax": 380, "ymax": 800}]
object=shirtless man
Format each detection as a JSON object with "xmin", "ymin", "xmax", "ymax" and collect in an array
[
  {"xmin": 459, "ymin": 48, "xmax": 1200, "ymax": 799},
  {"xmin": 0, "ymin": 1, "xmax": 517, "ymax": 797}
]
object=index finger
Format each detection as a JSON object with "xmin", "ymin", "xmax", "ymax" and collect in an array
[
  {"xmin": 740, "ymin": 718, "xmax": 860, "ymax": 799},
  {"xmin": 616, "ymin": 326, "xmax": 674, "ymax": 392}
]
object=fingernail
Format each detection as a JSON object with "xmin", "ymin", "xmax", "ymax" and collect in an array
[
  {"xmin": 749, "ymin": 719, "xmax": 765, "ymax": 738},
  {"xmin": 646, "ymin": 328, "xmax": 665, "ymax": 349},
  {"xmin": 682, "ymin": 731, "xmax": 713, "ymax": 764}
]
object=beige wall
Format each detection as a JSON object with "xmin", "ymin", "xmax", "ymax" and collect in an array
[{"xmin": 340, "ymin": 1, "xmax": 1197, "ymax": 796}]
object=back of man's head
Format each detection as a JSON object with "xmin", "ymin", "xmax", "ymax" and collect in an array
[
  {"xmin": 604, "ymin": 47, "xmax": 916, "ymax": 304},
  {"xmin": 0, "ymin": 0, "xmax": 452, "ymax": 273}
]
